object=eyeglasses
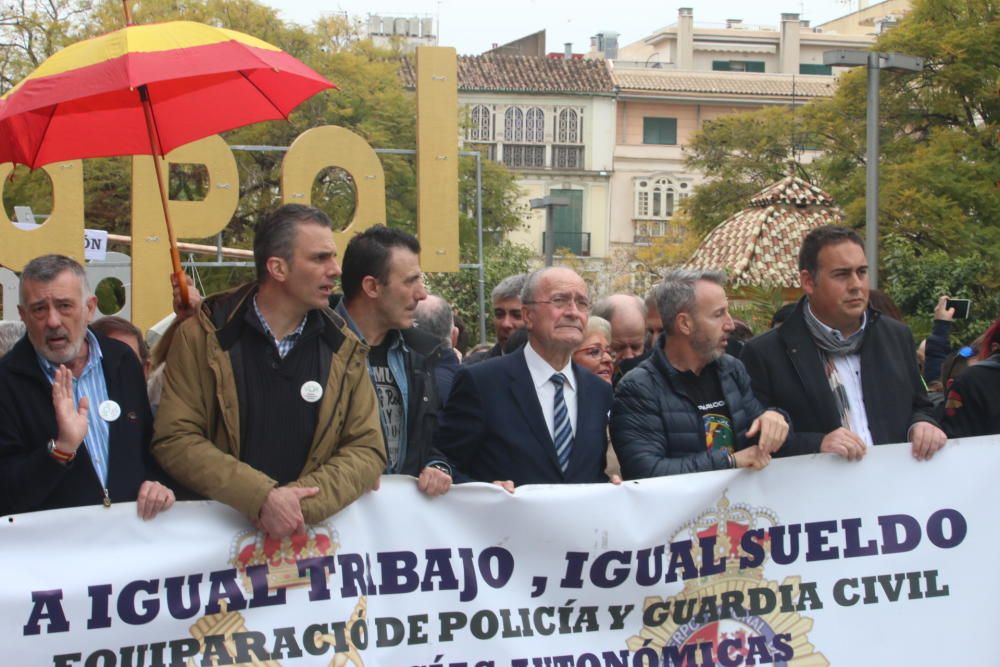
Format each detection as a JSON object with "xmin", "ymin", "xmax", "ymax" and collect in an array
[
  {"xmin": 524, "ymin": 294, "xmax": 591, "ymax": 312},
  {"xmin": 578, "ymin": 345, "xmax": 615, "ymax": 361}
]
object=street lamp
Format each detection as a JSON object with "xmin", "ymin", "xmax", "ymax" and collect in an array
[
  {"xmin": 823, "ymin": 50, "xmax": 923, "ymax": 288},
  {"xmin": 530, "ymin": 195, "xmax": 570, "ymax": 267}
]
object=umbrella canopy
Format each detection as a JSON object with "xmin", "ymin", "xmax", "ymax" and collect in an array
[
  {"xmin": 685, "ymin": 173, "xmax": 843, "ymax": 289},
  {"xmin": 0, "ymin": 20, "xmax": 334, "ymax": 168}
]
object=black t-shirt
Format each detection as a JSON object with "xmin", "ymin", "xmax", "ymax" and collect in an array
[
  {"xmin": 369, "ymin": 339, "xmax": 404, "ymax": 471},
  {"xmin": 676, "ymin": 362, "xmax": 735, "ymax": 451}
]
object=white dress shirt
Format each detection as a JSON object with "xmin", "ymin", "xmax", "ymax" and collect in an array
[
  {"xmin": 807, "ymin": 304, "xmax": 874, "ymax": 448},
  {"xmin": 523, "ymin": 341, "xmax": 578, "ymax": 441}
]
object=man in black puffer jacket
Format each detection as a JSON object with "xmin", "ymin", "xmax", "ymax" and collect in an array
[{"xmin": 611, "ymin": 269, "xmax": 790, "ymax": 478}]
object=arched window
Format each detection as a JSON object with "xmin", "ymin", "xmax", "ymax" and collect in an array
[
  {"xmin": 557, "ymin": 108, "xmax": 581, "ymax": 143},
  {"xmin": 525, "ymin": 107, "xmax": 545, "ymax": 143},
  {"xmin": 503, "ymin": 107, "xmax": 525, "ymax": 141},
  {"xmin": 634, "ymin": 176, "xmax": 689, "ymax": 221},
  {"xmin": 467, "ymin": 104, "xmax": 493, "ymax": 141}
]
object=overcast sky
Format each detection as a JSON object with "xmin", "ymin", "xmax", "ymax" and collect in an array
[{"xmin": 264, "ymin": 0, "xmax": 862, "ymax": 55}]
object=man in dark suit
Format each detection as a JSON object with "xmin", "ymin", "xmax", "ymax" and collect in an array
[
  {"xmin": 741, "ymin": 225, "xmax": 945, "ymax": 461},
  {"xmin": 0, "ymin": 254, "xmax": 174, "ymax": 517},
  {"xmin": 435, "ymin": 267, "xmax": 613, "ymax": 490}
]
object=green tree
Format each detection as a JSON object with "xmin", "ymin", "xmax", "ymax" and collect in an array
[
  {"xmin": 683, "ymin": 106, "xmax": 806, "ymax": 236},
  {"xmin": 682, "ymin": 0, "xmax": 999, "ymax": 317},
  {"xmin": 880, "ymin": 234, "xmax": 1000, "ymax": 342}
]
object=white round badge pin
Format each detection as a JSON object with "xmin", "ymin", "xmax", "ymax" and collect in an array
[{"xmin": 301, "ymin": 381, "xmax": 324, "ymax": 403}]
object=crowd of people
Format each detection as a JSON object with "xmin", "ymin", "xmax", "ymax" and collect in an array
[{"xmin": 1, "ymin": 204, "xmax": 997, "ymax": 537}]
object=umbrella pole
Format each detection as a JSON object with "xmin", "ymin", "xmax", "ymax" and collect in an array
[{"xmin": 138, "ymin": 85, "xmax": 189, "ymax": 308}]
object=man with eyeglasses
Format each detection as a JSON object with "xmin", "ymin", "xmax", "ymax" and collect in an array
[
  {"xmin": 435, "ymin": 267, "xmax": 614, "ymax": 490},
  {"xmin": 463, "ymin": 273, "xmax": 527, "ymax": 365}
]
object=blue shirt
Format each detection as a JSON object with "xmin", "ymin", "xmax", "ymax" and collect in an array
[
  {"xmin": 335, "ymin": 301, "xmax": 411, "ymax": 473},
  {"xmin": 37, "ymin": 330, "xmax": 111, "ymax": 488}
]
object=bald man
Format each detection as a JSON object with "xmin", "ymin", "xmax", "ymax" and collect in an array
[{"xmin": 593, "ymin": 294, "xmax": 647, "ymax": 384}]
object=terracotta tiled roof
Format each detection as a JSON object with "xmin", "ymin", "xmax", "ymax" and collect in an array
[
  {"xmin": 613, "ymin": 69, "xmax": 835, "ymax": 98},
  {"xmin": 686, "ymin": 175, "xmax": 843, "ymax": 288},
  {"xmin": 399, "ymin": 54, "xmax": 615, "ymax": 94}
]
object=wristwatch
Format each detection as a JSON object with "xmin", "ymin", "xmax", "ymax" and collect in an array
[{"xmin": 47, "ymin": 439, "xmax": 76, "ymax": 464}]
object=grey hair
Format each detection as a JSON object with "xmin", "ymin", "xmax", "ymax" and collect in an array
[
  {"xmin": 519, "ymin": 268, "xmax": 550, "ymax": 303},
  {"xmin": 0, "ymin": 321, "xmax": 26, "ymax": 357},
  {"xmin": 592, "ymin": 294, "xmax": 646, "ymax": 322},
  {"xmin": 584, "ymin": 315, "xmax": 612, "ymax": 341},
  {"xmin": 491, "ymin": 273, "xmax": 527, "ymax": 304},
  {"xmin": 19, "ymin": 254, "xmax": 91, "ymax": 304},
  {"xmin": 413, "ymin": 294, "xmax": 454, "ymax": 348},
  {"xmin": 656, "ymin": 268, "xmax": 727, "ymax": 334},
  {"xmin": 644, "ymin": 288, "xmax": 660, "ymax": 312}
]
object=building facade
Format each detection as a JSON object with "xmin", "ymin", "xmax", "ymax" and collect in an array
[
  {"xmin": 405, "ymin": 55, "xmax": 617, "ymax": 262},
  {"xmin": 607, "ymin": 8, "xmax": 876, "ymax": 265}
]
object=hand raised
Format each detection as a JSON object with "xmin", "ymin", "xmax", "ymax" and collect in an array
[{"xmin": 52, "ymin": 365, "xmax": 88, "ymax": 453}]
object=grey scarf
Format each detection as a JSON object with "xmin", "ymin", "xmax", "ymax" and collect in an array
[
  {"xmin": 804, "ymin": 300, "xmax": 866, "ymax": 356},
  {"xmin": 804, "ymin": 299, "xmax": 865, "ymax": 430}
]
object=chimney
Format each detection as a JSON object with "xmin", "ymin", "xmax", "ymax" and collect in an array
[
  {"xmin": 780, "ymin": 12, "xmax": 801, "ymax": 74},
  {"xmin": 564, "ymin": 42, "xmax": 573, "ymax": 58},
  {"xmin": 676, "ymin": 7, "xmax": 694, "ymax": 70}
]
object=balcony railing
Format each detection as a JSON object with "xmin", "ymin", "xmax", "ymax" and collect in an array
[
  {"xmin": 465, "ymin": 142, "xmax": 586, "ymax": 170},
  {"xmin": 542, "ymin": 231, "xmax": 591, "ymax": 256},
  {"xmin": 633, "ymin": 219, "xmax": 686, "ymax": 246},
  {"xmin": 552, "ymin": 145, "xmax": 585, "ymax": 169},
  {"xmin": 502, "ymin": 144, "xmax": 545, "ymax": 169}
]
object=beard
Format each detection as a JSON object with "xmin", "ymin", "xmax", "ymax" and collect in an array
[
  {"xmin": 690, "ymin": 325, "xmax": 725, "ymax": 363},
  {"xmin": 39, "ymin": 328, "xmax": 87, "ymax": 365}
]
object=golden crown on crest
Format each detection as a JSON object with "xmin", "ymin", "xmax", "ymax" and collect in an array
[
  {"xmin": 672, "ymin": 493, "xmax": 779, "ymax": 580},
  {"xmin": 229, "ymin": 525, "xmax": 340, "ymax": 592}
]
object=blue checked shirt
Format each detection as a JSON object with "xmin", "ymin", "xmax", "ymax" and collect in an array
[
  {"xmin": 37, "ymin": 330, "xmax": 111, "ymax": 488},
  {"xmin": 253, "ymin": 295, "xmax": 308, "ymax": 358}
]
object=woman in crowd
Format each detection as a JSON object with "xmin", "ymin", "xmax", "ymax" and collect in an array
[
  {"xmin": 573, "ymin": 316, "xmax": 614, "ymax": 384},
  {"xmin": 942, "ymin": 316, "xmax": 1000, "ymax": 438},
  {"xmin": 572, "ymin": 316, "xmax": 619, "ymax": 479}
]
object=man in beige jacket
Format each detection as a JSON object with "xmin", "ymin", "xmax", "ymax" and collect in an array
[{"xmin": 152, "ymin": 205, "xmax": 385, "ymax": 538}]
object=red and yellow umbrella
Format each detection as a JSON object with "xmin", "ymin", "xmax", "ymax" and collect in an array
[{"xmin": 0, "ymin": 18, "xmax": 335, "ymax": 303}]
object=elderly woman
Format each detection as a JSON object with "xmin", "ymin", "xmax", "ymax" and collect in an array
[
  {"xmin": 573, "ymin": 315, "xmax": 614, "ymax": 384},
  {"xmin": 573, "ymin": 316, "xmax": 620, "ymax": 480}
]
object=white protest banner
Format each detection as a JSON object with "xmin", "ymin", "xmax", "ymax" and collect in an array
[{"xmin": 2, "ymin": 436, "xmax": 997, "ymax": 666}]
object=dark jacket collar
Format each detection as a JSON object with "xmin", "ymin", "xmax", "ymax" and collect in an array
[
  {"xmin": 329, "ymin": 293, "xmax": 443, "ymax": 358},
  {"xmin": 780, "ymin": 296, "xmax": 882, "ymax": 351},
  {"xmin": 647, "ymin": 333, "xmax": 737, "ymax": 395},
  {"xmin": 211, "ymin": 282, "xmax": 346, "ymax": 353}
]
